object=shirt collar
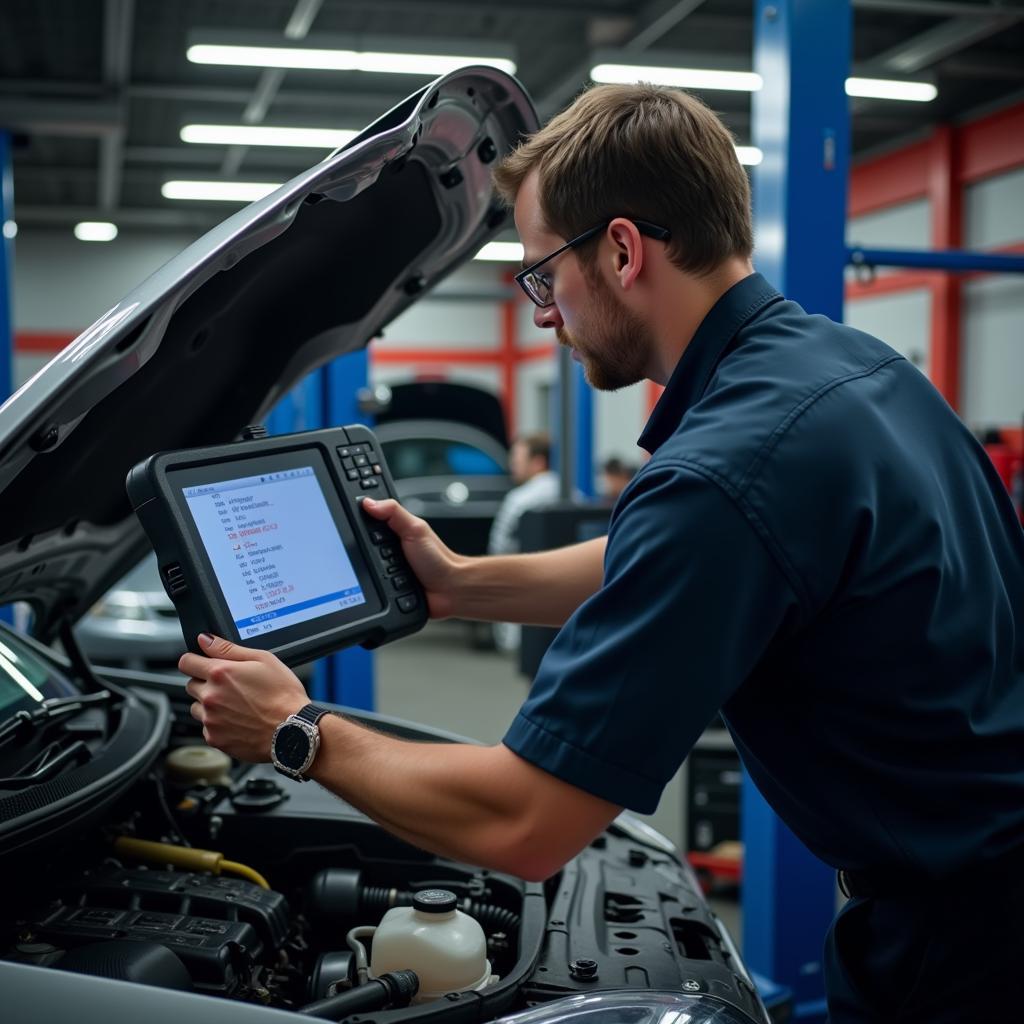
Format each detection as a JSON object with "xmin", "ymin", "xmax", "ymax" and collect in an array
[{"xmin": 638, "ymin": 272, "xmax": 782, "ymax": 453}]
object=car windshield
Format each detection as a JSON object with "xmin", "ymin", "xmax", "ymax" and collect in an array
[
  {"xmin": 381, "ymin": 438, "xmax": 505, "ymax": 479},
  {"xmin": 0, "ymin": 628, "xmax": 78, "ymax": 718}
]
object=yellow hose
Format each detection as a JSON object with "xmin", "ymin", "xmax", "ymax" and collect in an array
[
  {"xmin": 220, "ymin": 859, "xmax": 270, "ymax": 889},
  {"xmin": 113, "ymin": 837, "xmax": 270, "ymax": 889}
]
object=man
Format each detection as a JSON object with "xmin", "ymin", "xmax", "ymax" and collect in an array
[
  {"xmin": 488, "ymin": 432, "xmax": 559, "ymax": 556},
  {"xmin": 182, "ymin": 84, "xmax": 1024, "ymax": 1022},
  {"xmin": 488, "ymin": 432, "xmax": 559, "ymax": 650},
  {"xmin": 599, "ymin": 456, "xmax": 636, "ymax": 503}
]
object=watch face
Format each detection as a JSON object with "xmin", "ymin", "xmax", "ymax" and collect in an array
[{"xmin": 275, "ymin": 723, "xmax": 312, "ymax": 770}]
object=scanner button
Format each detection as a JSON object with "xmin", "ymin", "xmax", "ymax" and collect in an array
[
  {"xmin": 385, "ymin": 564, "xmax": 401, "ymax": 576},
  {"xmin": 372, "ymin": 464, "xmax": 383, "ymax": 475},
  {"xmin": 359, "ymin": 466, "xmax": 374, "ymax": 478},
  {"xmin": 360, "ymin": 478, "xmax": 381, "ymax": 490},
  {"xmin": 341, "ymin": 456, "xmax": 355, "ymax": 469},
  {"xmin": 337, "ymin": 446, "xmax": 352, "ymax": 458},
  {"xmin": 368, "ymin": 528, "xmax": 387, "ymax": 545},
  {"xmin": 349, "ymin": 444, "xmax": 365, "ymax": 455},
  {"xmin": 353, "ymin": 454, "xmax": 369, "ymax": 467},
  {"xmin": 397, "ymin": 595, "xmax": 419, "ymax": 614},
  {"xmin": 380, "ymin": 545, "xmax": 395, "ymax": 558},
  {"xmin": 346, "ymin": 469, "xmax": 360, "ymax": 481},
  {"xmin": 391, "ymin": 574, "xmax": 411, "ymax": 591}
]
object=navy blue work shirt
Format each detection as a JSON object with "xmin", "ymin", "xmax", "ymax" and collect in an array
[{"xmin": 503, "ymin": 272, "xmax": 1024, "ymax": 877}]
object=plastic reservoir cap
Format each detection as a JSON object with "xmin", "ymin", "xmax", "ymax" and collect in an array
[
  {"xmin": 412, "ymin": 889, "xmax": 458, "ymax": 913},
  {"xmin": 165, "ymin": 745, "xmax": 232, "ymax": 786}
]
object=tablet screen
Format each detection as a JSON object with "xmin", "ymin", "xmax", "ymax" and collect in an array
[{"xmin": 183, "ymin": 465, "xmax": 367, "ymax": 641}]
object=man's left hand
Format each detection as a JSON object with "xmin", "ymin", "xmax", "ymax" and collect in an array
[{"xmin": 180, "ymin": 633, "xmax": 307, "ymax": 762}]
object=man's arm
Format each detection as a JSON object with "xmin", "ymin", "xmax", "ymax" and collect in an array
[
  {"xmin": 181, "ymin": 636, "xmax": 620, "ymax": 881},
  {"xmin": 362, "ymin": 496, "xmax": 605, "ymax": 627}
]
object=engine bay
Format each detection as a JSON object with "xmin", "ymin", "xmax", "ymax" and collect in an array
[{"xmin": 0, "ymin": 669, "xmax": 765, "ymax": 1023}]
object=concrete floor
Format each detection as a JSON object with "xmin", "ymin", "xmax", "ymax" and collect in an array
[{"xmin": 375, "ymin": 619, "xmax": 741, "ymax": 944}]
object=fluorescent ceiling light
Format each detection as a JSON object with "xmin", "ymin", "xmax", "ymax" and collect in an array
[
  {"xmin": 475, "ymin": 241, "xmax": 524, "ymax": 262},
  {"xmin": 590, "ymin": 63, "xmax": 936, "ymax": 103},
  {"xmin": 591, "ymin": 63, "xmax": 762, "ymax": 92},
  {"xmin": 2, "ymin": 220, "xmax": 15, "ymax": 239},
  {"xmin": 187, "ymin": 44, "xmax": 515, "ymax": 76},
  {"xmin": 74, "ymin": 221, "xmax": 118, "ymax": 242},
  {"xmin": 181, "ymin": 124, "xmax": 358, "ymax": 148},
  {"xmin": 845, "ymin": 77, "xmax": 937, "ymax": 102},
  {"xmin": 735, "ymin": 146, "xmax": 762, "ymax": 166},
  {"xmin": 162, "ymin": 180, "xmax": 282, "ymax": 202}
]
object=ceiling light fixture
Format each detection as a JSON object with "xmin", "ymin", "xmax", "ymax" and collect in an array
[
  {"xmin": 74, "ymin": 221, "xmax": 118, "ymax": 242},
  {"xmin": 474, "ymin": 241, "xmax": 525, "ymax": 262},
  {"xmin": 735, "ymin": 146, "xmax": 763, "ymax": 166},
  {"xmin": 591, "ymin": 64, "xmax": 937, "ymax": 103},
  {"xmin": 181, "ymin": 124, "xmax": 358, "ymax": 148},
  {"xmin": 845, "ymin": 77, "xmax": 937, "ymax": 102},
  {"xmin": 2, "ymin": 220, "xmax": 15, "ymax": 240},
  {"xmin": 187, "ymin": 44, "xmax": 515, "ymax": 76},
  {"xmin": 590, "ymin": 63, "xmax": 763, "ymax": 92},
  {"xmin": 161, "ymin": 181, "xmax": 282, "ymax": 202}
]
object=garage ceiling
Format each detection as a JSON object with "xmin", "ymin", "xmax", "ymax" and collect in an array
[{"xmin": 1, "ymin": 0, "xmax": 1022, "ymax": 232}]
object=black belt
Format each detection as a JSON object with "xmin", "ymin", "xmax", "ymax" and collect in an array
[{"xmin": 838, "ymin": 844, "xmax": 1024, "ymax": 902}]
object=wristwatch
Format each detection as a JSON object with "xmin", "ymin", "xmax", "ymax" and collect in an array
[{"xmin": 270, "ymin": 703, "xmax": 331, "ymax": 781}]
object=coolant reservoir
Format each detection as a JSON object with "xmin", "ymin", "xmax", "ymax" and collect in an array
[{"xmin": 369, "ymin": 889, "xmax": 494, "ymax": 1003}]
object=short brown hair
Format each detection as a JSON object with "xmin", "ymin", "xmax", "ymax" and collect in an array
[
  {"xmin": 514, "ymin": 432, "xmax": 551, "ymax": 465},
  {"xmin": 493, "ymin": 83, "xmax": 752, "ymax": 276}
]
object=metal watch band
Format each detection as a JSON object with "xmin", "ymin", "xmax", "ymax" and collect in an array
[{"xmin": 293, "ymin": 703, "xmax": 331, "ymax": 726}]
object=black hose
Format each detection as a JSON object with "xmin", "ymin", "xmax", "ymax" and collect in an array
[
  {"xmin": 359, "ymin": 885, "xmax": 520, "ymax": 934},
  {"xmin": 299, "ymin": 970, "xmax": 419, "ymax": 1019}
]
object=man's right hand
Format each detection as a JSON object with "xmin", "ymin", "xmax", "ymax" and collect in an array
[{"xmin": 360, "ymin": 497, "xmax": 466, "ymax": 620}]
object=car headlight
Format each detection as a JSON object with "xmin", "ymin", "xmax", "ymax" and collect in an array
[
  {"xmin": 494, "ymin": 990, "xmax": 764, "ymax": 1024},
  {"xmin": 88, "ymin": 593, "xmax": 149, "ymax": 621}
]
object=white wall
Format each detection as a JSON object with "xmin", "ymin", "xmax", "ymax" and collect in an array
[
  {"xmin": 961, "ymin": 166, "xmax": 1024, "ymax": 427},
  {"xmin": 12, "ymin": 228, "xmax": 202, "ymax": 332},
  {"xmin": 844, "ymin": 290, "xmax": 931, "ymax": 373},
  {"xmin": 846, "ymin": 198, "xmax": 931, "ymax": 279}
]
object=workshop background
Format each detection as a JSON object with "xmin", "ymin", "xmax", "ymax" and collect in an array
[{"xmin": 1, "ymin": 0, "xmax": 1023, "ymax": 1010}]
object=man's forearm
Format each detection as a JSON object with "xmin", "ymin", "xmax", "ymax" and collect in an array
[
  {"xmin": 451, "ymin": 536, "xmax": 606, "ymax": 626},
  {"xmin": 308, "ymin": 715, "xmax": 609, "ymax": 881}
]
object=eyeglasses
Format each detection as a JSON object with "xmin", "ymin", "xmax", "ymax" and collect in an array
[{"xmin": 514, "ymin": 219, "xmax": 671, "ymax": 308}]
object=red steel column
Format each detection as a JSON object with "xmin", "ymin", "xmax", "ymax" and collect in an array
[{"xmin": 928, "ymin": 124, "xmax": 963, "ymax": 409}]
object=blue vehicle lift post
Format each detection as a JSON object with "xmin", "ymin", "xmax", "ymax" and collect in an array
[
  {"xmin": 264, "ymin": 349, "xmax": 375, "ymax": 711},
  {"xmin": 747, "ymin": 1, "xmax": 851, "ymax": 1018},
  {"xmin": 551, "ymin": 350, "xmax": 595, "ymax": 499}
]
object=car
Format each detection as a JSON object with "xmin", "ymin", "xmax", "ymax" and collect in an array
[
  {"xmin": 73, "ymin": 554, "xmax": 186, "ymax": 674},
  {"xmin": 0, "ymin": 67, "xmax": 769, "ymax": 1024},
  {"xmin": 370, "ymin": 380, "xmax": 513, "ymax": 557}
]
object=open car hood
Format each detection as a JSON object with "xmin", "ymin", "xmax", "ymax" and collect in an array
[{"xmin": 0, "ymin": 67, "xmax": 537, "ymax": 639}]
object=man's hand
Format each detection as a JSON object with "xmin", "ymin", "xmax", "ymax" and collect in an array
[
  {"xmin": 360, "ymin": 497, "xmax": 466, "ymax": 619},
  {"xmin": 180, "ymin": 634, "xmax": 307, "ymax": 762}
]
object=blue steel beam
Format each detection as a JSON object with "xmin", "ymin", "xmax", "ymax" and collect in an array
[
  {"xmin": 749, "ymin": 0, "xmax": 850, "ymax": 1018},
  {"xmin": 263, "ymin": 350, "xmax": 374, "ymax": 710},
  {"xmin": 321, "ymin": 349, "xmax": 374, "ymax": 711},
  {"xmin": 574, "ymin": 363, "xmax": 595, "ymax": 498},
  {"xmin": 848, "ymin": 246, "xmax": 1024, "ymax": 274}
]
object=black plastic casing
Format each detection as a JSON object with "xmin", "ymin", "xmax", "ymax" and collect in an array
[{"xmin": 126, "ymin": 425, "xmax": 427, "ymax": 666}]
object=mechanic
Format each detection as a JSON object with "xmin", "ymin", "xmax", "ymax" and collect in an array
[
  {"xmin": 488, "ymin": 432, "xmax": 559, "ymax": 651},
  {"xmin": 182, "ymin": 83, "xmax": 1024, "ymax": 1022},
  {"xmin": 488, "ymin": 432, "xmax": 559, "ymax": 557}
]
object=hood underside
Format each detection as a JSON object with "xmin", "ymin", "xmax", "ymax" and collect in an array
[{"xmin": 0, "ymin": 67, "xmax": 537, "ymax": 638}]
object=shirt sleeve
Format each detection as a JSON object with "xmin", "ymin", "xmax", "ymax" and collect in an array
[{"xmin": 502, "ymin": 462, "xmax": 803, "ymax": 813}]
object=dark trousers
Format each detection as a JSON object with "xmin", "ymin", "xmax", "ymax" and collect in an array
[{"xmin": 824, "ymin": 868, "xmax": 1024, "ymax": 1022}]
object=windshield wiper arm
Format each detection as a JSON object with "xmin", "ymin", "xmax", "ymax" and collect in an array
[{"xmin": 0, "ymin": 691, "xmax": 116, "ymax": 748}]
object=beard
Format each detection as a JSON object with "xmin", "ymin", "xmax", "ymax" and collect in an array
[{"xmin": 557, "ymin": 270, "xmax": 654, "ymax": 391}]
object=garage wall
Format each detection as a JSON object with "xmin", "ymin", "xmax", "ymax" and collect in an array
[{"xmin": 961, "ymin": 167, "xmax": 1024, "ymax": 427}]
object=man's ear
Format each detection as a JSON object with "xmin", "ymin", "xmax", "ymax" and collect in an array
[{"xmin": 606, "ymin": 218, "xmax": 644, "ymax": 291}]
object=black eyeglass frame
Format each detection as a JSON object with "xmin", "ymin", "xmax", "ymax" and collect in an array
[{"xmin": 514, "ymin": 219, "xmax": 671, "ymax": 308}]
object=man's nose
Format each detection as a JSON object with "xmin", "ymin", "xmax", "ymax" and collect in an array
[{"xmin": 534, "ymin": 303, "xmax": 563, "ymax": 330}]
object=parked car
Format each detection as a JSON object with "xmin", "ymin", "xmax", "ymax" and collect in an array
[
  {"xmin": 371, "ymin": 380, "xmax": 512, "ymax": 557},
  {"xmin": 74, "ymin": 554, "xmax": 185, "ymax": 673},
  {"xmin": 0, "ymin": 68, "xmax": 767, "ymax": 1024}
]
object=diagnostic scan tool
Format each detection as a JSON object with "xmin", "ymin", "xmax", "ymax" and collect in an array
[{"xmin": 127, "ymin": 425, "xmax": 427, "ymax": 667}]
